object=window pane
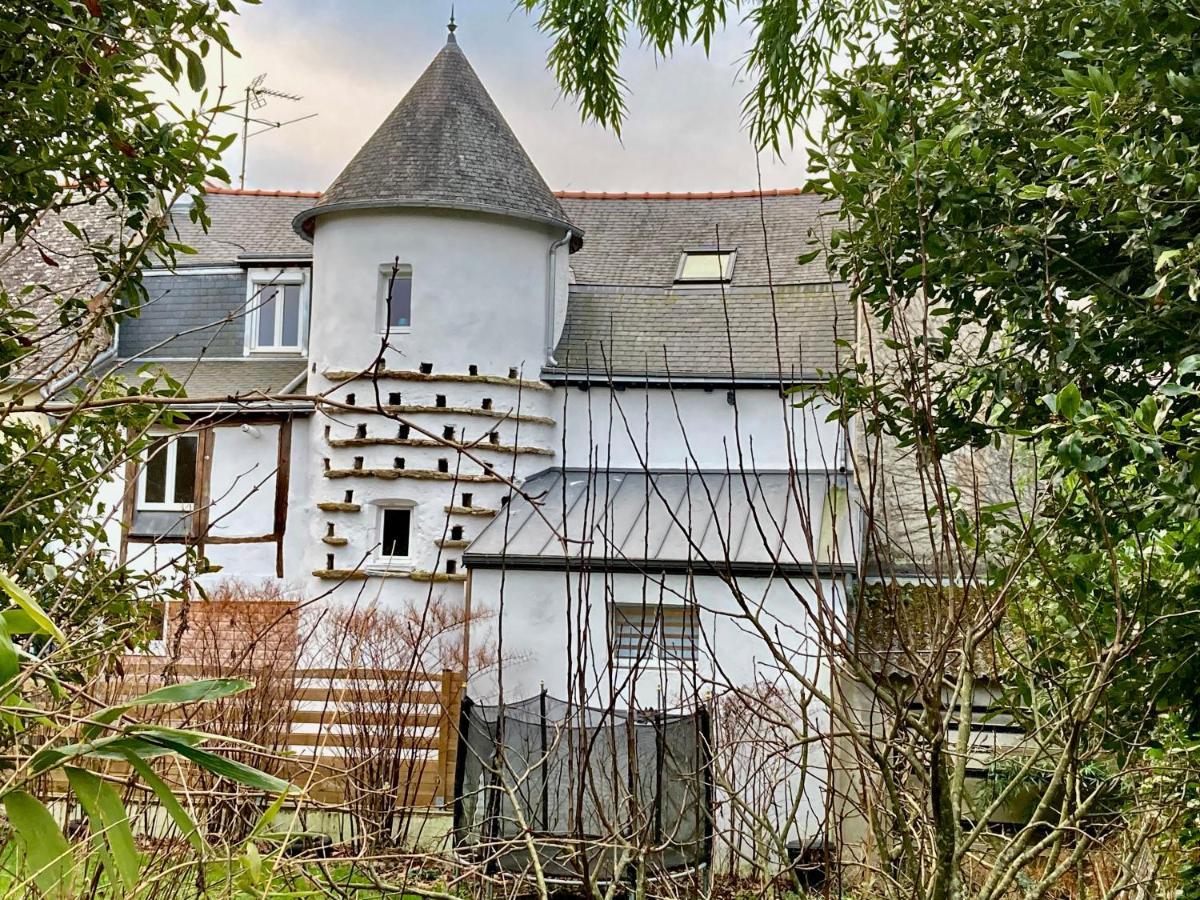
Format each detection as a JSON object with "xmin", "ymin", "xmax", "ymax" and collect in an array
[
  {"xmin": 381, "ymin": 508, "xmax": 411, "ymax": 556},
  {"xmin": 613, "ymin": 607, "xmax": 655, "ymax": 661},
  {"xmin": 660, "ymin": 608, "xmax": 698, "ymax": 661},
  {"xmin": 142, "ymin": 439, "xmax": 168, "ymax": 504},
  {"xmin": 386, "ymin": 274, "xmax": 412, "ymax": 328},
  {"xmin": 256, "ymin": 285, "xmax": 277, "ymax": 346},
  {"xmin": 612, "ymin": 604, "xmax": 697, "ymax": 663},
  {"xmin": 679, "ymin": 252, "xmax": 731, "ymax": 281},
  {"xmin": 280, "ymin": 284, "xmax": 301, "ymax": 347},
  {"xmin": 172, "ymin": 434, "xmax": 197, "ymax": 505}
]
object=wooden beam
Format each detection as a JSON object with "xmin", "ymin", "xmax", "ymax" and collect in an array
[{"xmin": 274, "ymin": 415, "xmax": 293, "ymax": 578}]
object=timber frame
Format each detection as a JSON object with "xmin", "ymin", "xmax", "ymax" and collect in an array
[{"xmin": 120, "ymin": 410, "xmax": 299, "ymax": 578}]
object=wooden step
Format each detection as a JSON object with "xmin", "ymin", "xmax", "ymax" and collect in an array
[{"xmin": 317, "ymin": 501, "xmax": 360, "ymax": 512}]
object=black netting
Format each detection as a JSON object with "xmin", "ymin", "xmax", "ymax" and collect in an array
[{"xmin": 453, "ymin": 694, "xmax": 713, "ymax": 881}]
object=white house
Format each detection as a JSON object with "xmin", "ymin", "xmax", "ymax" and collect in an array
[{"xmin": 52, "ymin": 26, "xmax": 858, "ymax": 859}]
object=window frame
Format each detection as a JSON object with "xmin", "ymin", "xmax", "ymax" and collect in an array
[
  {"xmin": 372, "ymin": 501, "xmax": 416, "ymax": 568},
  {"xmin": 674, "ymin": 248, "xmax": 737, "ymax": 284},
  {"xmin": 136, "ymin": 431, "xmax": 200, "ymax": 512},
  {"xmin": 245, "ymin": 268, "xmax": 309, "ymax": 356},
  {"xmin": 377, "ymin": 264, "xmax": 414, "ymax": 334},
  {"xmin": 610, "ymin": 602, "xmax": 700, "ymax": 668}
]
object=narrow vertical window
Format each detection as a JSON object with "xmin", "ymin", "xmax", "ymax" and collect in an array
[{"xmin": 379, "ymin": 265, "xmax": 413, "ymax": 331}]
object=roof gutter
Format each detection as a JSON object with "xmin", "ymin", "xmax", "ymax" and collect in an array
[
  {"xmin": 280, "ymin": 368, "xmax": 309, "ymax": 395},
  {"xmin": 41, "ymin": 339, "xmax": 119, "ymax": 401},
  {"xmin": 292, "ymin": 198, "xmax": 583, "ymax": 250},
  {"xmin": 539, "ymin": 370, "xmax": 825, "ymax": 390},
  {"xmin": 544, "ymin": 229, "xmax": 573, "ymax": 364},
  {"xmin": 462, "ymin": 554, "xmax": 857, "ymax": 579}
]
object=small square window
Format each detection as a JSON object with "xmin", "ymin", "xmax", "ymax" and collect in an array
[
  {"xmin": 611, "ymin": 603, "xmax": 698, "ymax": 666},
  {"xmin": 379, "ymin": 265, "xmax": 413, "ymax": 331},
  {"xmin": 138, "ymin": 433, "xmax": 199, "ymax": 511},
  {"xmin": 379, "ymin": 507, "xmax": 412, "ymax": 558},
  {"xmin": 675, "ymin": 250, "xmax": 735, "ymax": 283}
]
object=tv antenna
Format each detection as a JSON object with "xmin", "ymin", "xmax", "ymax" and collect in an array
[{"xmin": 232, "ymin": 74, "xmax": 317, "ymax": 188}]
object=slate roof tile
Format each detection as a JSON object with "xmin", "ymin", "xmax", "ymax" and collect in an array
[
  {"xmin": 294, "ymin": 35, "xmax": 576, "ymax": 242},
  {"xmin": 560, "ymin": 193, "xmax": 837, "ymax": 286}
]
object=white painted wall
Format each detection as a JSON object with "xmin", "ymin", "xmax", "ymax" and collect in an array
[
  {"xmin": 469, "ymin": 566, "xmax": 841, "ymax": 847},
  {"xmin": 558, "ymin": 386, "xmax": 846, "ymax": 472},
  {"xmin": 308, "ymin": 207, "xmax": 568, "ymax": 377},
  {"xmin": 207, "ymin": 424, "xmax": 278, "ymax": 539},
  {"xmin": 300, "ymin": 206, "xmax": 569, "ymax": 613}
]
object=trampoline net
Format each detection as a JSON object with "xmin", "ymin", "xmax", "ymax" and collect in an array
[{"xmin": 453, "ymin": 694, "xmax": 713, "ymax": 881}]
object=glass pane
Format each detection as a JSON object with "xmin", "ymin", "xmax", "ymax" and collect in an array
[
  {"xmin": 613, "ymin": 607, "xmax": 654, "ymax": 660},
  {"xmin": 381, "ymin": 508, "xmax": 411, "ymax": 556},
  {"xmin": 387, "ymin": 275, "xmax": 412, "ymax": 328},
  {"xmin": 679, "ymin": 252, "xmax": 730, "ymax": 281},
  {"xmin": 142, "ymin": 439, "xmax": 168, "ymax": 505},
  {"xmin": 172, "ymin": 434, "xmax": 197, "ymax": 505},
  {"xmin": 280, "ymin": 284, "xmax": 301, "ymax": 347},
  {"xmin": 256, "ymin": 285, "xmax": 277, "ymax": 346},
  {"xmin": 661, "ymin": 609, "xmax": 698, "ymax": 661}
]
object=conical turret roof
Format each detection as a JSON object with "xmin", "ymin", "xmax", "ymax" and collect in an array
[{"xmin": 294, "ymin": 31, "xmax": 580, "ymax": 247}]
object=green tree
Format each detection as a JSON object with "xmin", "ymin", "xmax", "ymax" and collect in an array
[{"xmin": 0, "ymin": 0, "xmax": 245, "ymax": 650}]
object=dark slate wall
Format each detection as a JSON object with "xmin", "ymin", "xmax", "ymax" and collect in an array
[{"xmin": 119, "ymin": 273, "xmax": 246, "ymax": 358}]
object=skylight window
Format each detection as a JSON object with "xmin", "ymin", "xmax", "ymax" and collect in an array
[{"xmin": 675, "ymin": 249, "xmax": 735, "ymax": 283}]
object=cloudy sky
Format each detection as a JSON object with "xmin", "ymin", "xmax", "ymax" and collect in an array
[{"xmin": 206, "ymin": 0, "xmax": 806, "ymax": 194}]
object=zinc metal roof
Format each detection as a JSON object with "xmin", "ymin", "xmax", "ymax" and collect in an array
[{"xmin": 465, "ymin": 468, "xmax": 847, "ymax": 572}]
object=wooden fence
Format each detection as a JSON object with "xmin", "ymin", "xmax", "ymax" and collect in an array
[{"xmin": 75, "ymin": 662, "xmax": 466, "ymax": 813}]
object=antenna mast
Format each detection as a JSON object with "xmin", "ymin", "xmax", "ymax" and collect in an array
[{"xmin": 234, "ymin": 74, "xmax": 316, "ymax": 189}]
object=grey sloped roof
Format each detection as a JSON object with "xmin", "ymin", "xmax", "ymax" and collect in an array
[
  {"xmin": 164, "ymin": 192, "xmax": 315, "ymax": 265},
  {"xmin": 88, "ymin": 358, "xmax": 307, "ymax": 399},
  {"xmin": 0, "ymin": 202, "xmax": 119, "ymax": 383},
  {"xmin": 465, "ymin": 468, "xmax": 842, "ymax": 572},
  {"xmin": 294, "ymin": 36, "xmax": 577, "ymax": 243},
  {"xmin": 549, "ymin": 283, "xmax": 852, "ymax": 380},
  {"xmin": 558, "ymin": 192, "xmax": 837, "ymax": 286}
]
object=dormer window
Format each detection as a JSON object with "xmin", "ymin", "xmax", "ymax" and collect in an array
[
  {"xmin": 379, "ymin": 265, "xmax": 413, "ymax": 332},
  {"xmin": 246, "ymin": 270, "xmax": 308, "ymax": 354},
  {"xmin": 675, "ymin": 249, "xmax": 735, "ymax": 284}
]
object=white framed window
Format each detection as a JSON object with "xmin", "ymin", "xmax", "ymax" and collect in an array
[
  {"xmin": 137, "ymin": 433, "xmax": 199, "ymax": 511},
  {"xmin": 373, "ymin": 501, "xmax": 415, "ymax": 565},
  {"xmin": 378, "ymin": 264, "xmax": 413, "ymax": 332},
  {"xmin": 246, "ymin": 269, "xmax": 308, "ymax": 354},
  {"xmin": 611, "ymin": 603, "xmax": 699, "ymax": 666},
  {"xmin": 675, "ymin": 249, "xmax": 736, "ymax": 283}
]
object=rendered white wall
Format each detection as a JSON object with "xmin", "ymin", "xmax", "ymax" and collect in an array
[
  {"xmin": 300, "ymin": 206, "xmax": 569, "ymax": 613},
  {"xmin": 558, "ymin": 386, "xmax": 845, "ymax": 472},
  {"xmin": 308, "ymin": 207, "xmax": 568, "ymax": 376},
  {"xmin": 469, "ymin": 566, "xmax": 840, "ymax": 845},
  {"xmin": 207, "ymin": 424, "xmax": 278, "ymax": 539}
]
